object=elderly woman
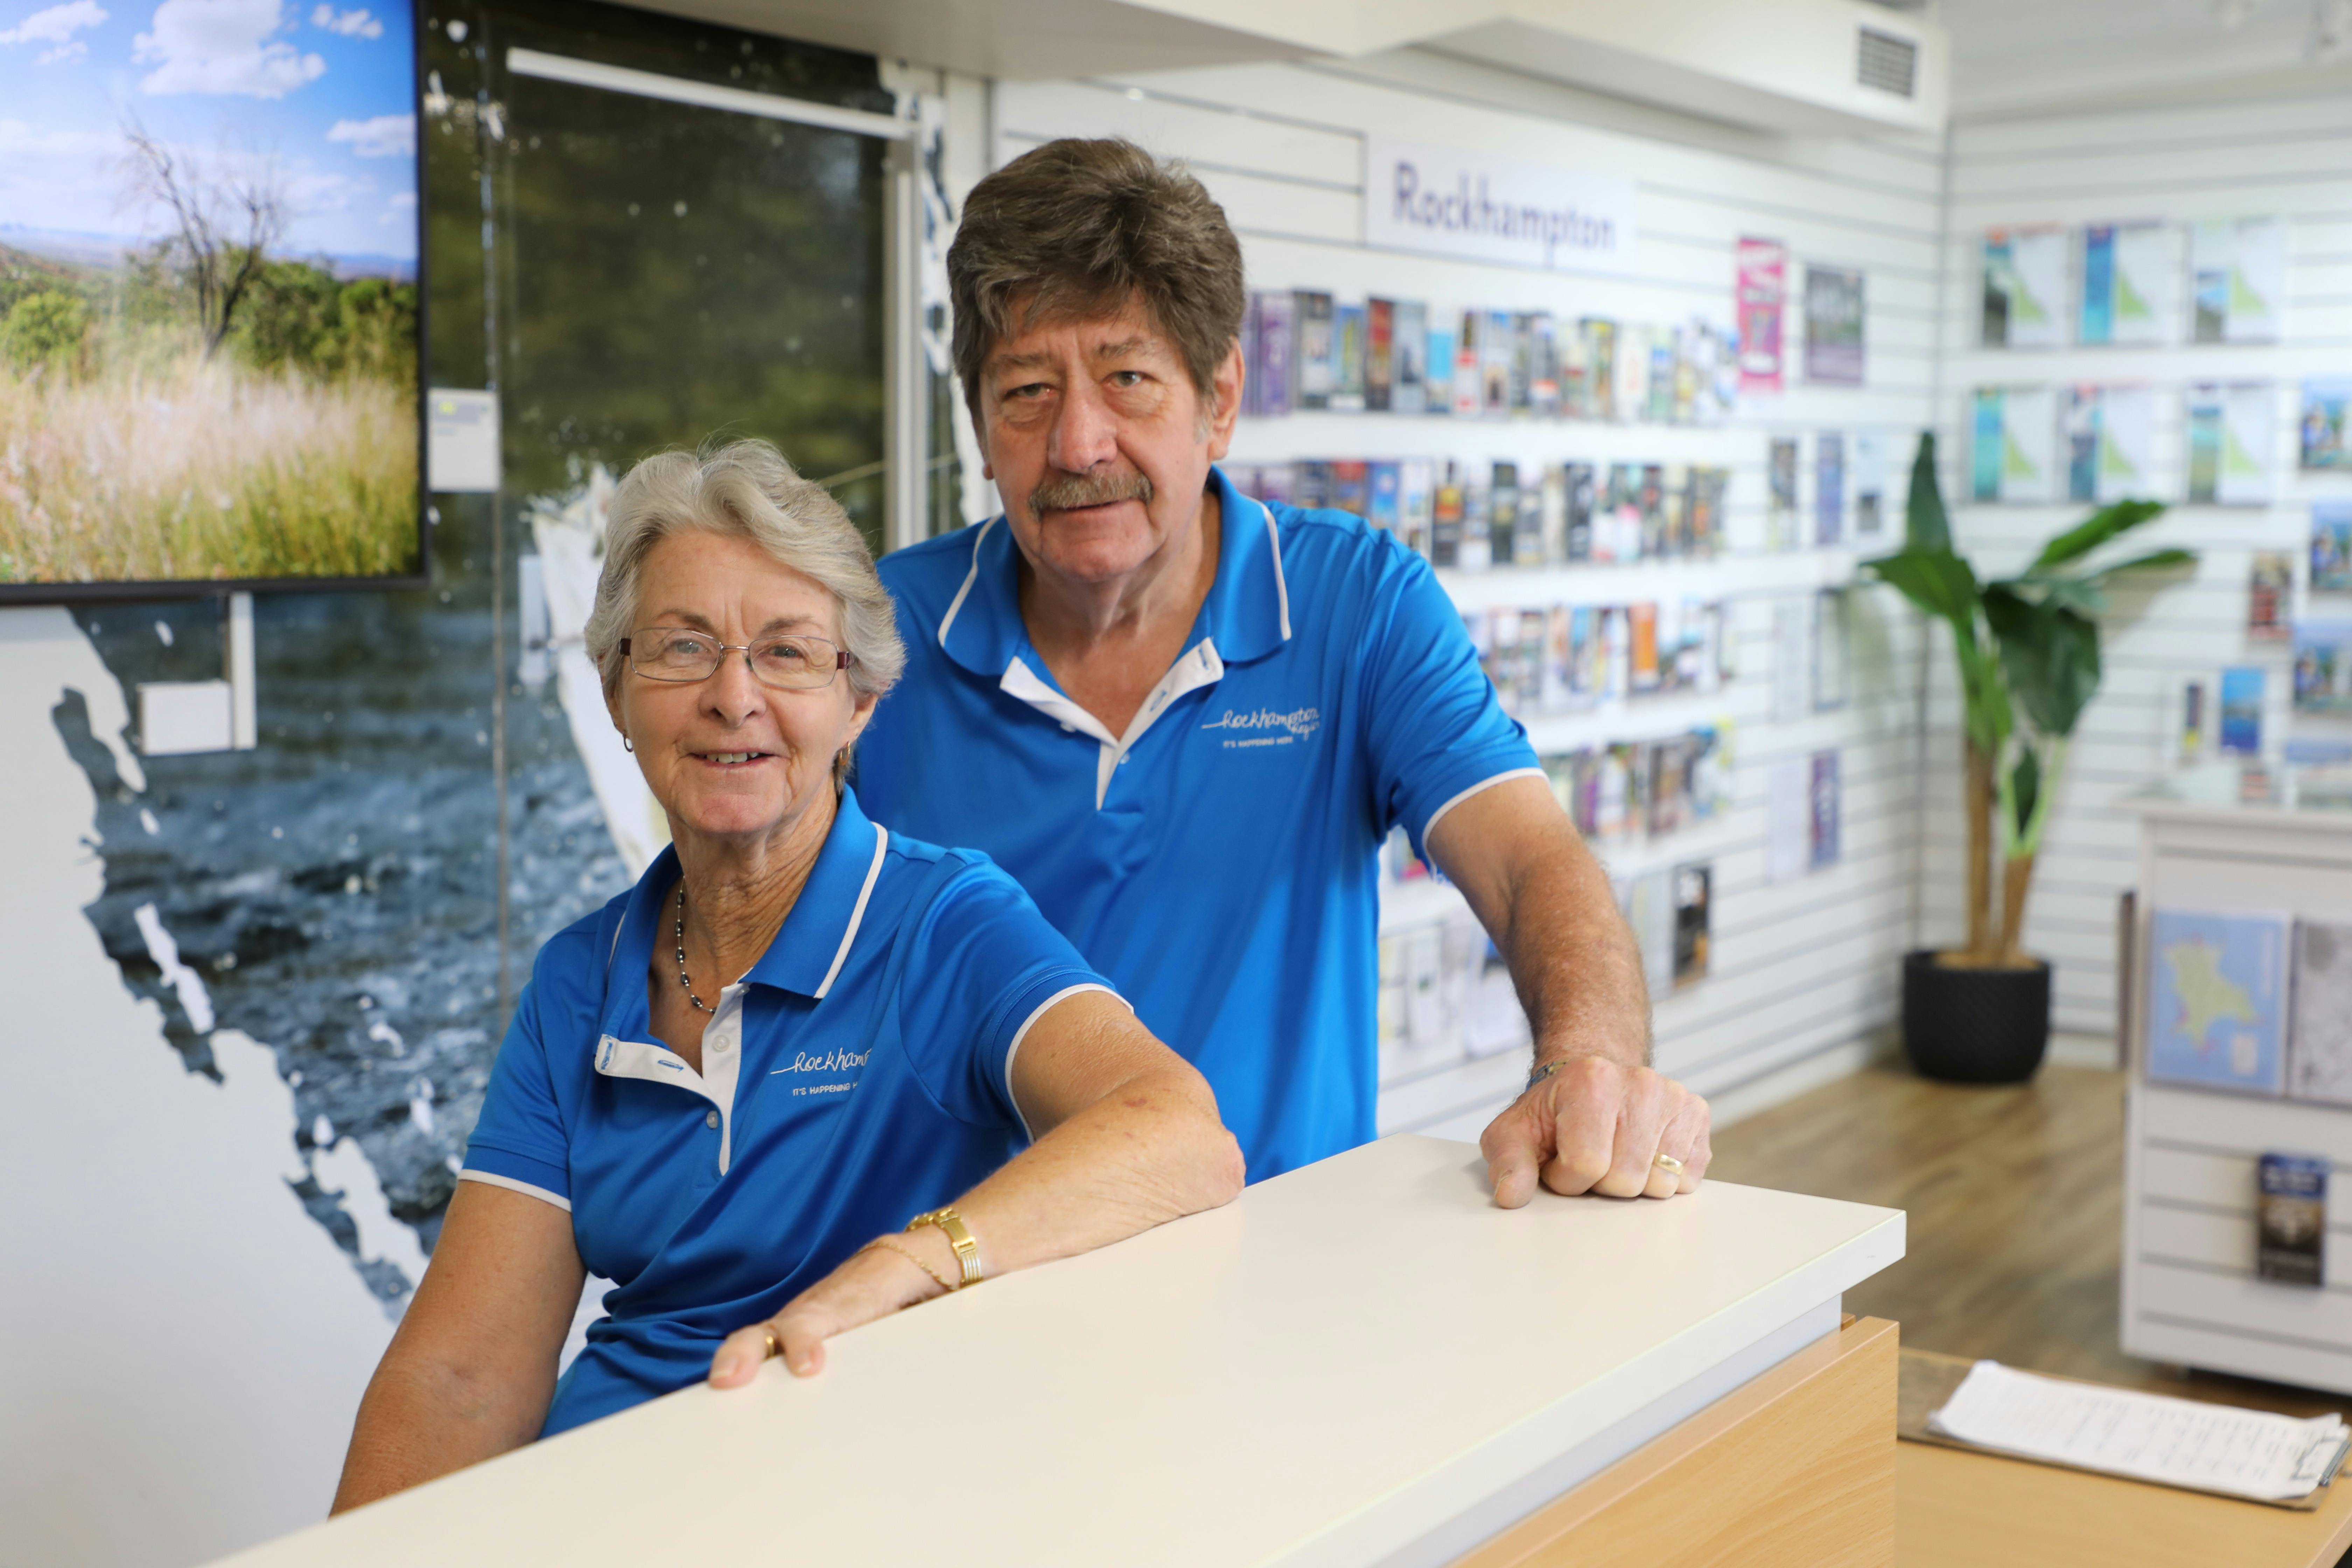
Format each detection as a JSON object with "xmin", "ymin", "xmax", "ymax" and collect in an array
[{"xmin": 331, "ymin": 440, "xmax": 1243, "ymax": 1511}]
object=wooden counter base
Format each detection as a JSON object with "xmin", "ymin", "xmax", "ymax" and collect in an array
[{"xmin": 1452, "ymin": 1316, "xmax": 1898, "ymax": 1568}]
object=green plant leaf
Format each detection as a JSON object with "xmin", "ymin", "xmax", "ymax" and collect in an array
[
  {"xmin": 1905, "ymin": 431, "xmax": 1949, "ymax": 553},
  {"xmin": 1863, "ymin": 547, "xmax": 1979, "ymax": 633},
  {"xmin": 2029, "ymin": 499, "xmax": 2166, "ymax": 571},
  {"xmin": 2002, "ymin": 572, "xmax": 2108, "ymax": 617},
  {"xmin": 2010, "ymin": 744, "xmax": 2041, "ymax": 839},
  {"xmin": 1985, "ymin": 588, "xmax": 2101, "ymax": 739},
  {"xmin": 2084, "ymin": 547, "xmax": 2197, "ymax": 587}
]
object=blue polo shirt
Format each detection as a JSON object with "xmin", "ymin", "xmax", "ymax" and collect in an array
[
  {"xmin": 458, "ymin": 787, "xmax": 1114, "ymax": 1437},
  {"xmin": 856, "ymin": 466, "xmax": 1540, "ymax": 1181}
]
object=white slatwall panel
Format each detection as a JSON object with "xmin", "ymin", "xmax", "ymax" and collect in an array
[
  {"xmin": 1929, "ymin": 89, "xmax": 2352, "ymax": 1040},
  {"xmin": 992, "ymin": 53, "xmax": 1940, "ymax": 1133}
]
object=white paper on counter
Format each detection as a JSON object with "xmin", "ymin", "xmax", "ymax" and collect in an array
[{"xmin": 1927, "ymin": 1360, "xmax": 2348, "ymax": 1501}]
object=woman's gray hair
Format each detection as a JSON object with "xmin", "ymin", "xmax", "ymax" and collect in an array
[{"xmin": 584, "ymin": 439, "xmax": 906, "ymax": 707}]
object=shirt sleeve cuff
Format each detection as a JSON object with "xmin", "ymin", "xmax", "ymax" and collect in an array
[
  {"xmin": 984, "ymin": 967, "xmax": 1126, "ymax": 1135},
  {"xmin": 1401, "ymin": 743, "xmax": 1546, "ymax": 858},
  {"xmin": 459, "ymin": 1144, "xmax": 572, "ymax": 1212}
]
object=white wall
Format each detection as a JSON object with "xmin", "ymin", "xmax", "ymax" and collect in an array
[
  {"xmin": 1928, "ymin": 88, "xmax": 2352, "ymax": 1038},
  {"xmin": 0, "ymin": 608, "xmax": 395, "ymax": 1568},
  {"xmin": 992, "ymin": 50, "xmax": 1943, "ymax": 1136}
]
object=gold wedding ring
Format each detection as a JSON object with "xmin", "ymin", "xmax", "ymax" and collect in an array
[
  {"xmin": 762, "ymin": 1325, "xmax": 782, "ymax": 1361},
  {"xmin": 1652, "ymin": 1152, "xmax": 1687, "ymax": 1175}
]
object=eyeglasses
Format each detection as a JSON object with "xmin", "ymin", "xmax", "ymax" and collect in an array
[{"xmin": 620, "ymin": 626, "xmax": 854, "ymax": 691}]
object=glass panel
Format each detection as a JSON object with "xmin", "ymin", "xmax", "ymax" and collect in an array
[{"xmin": 495, "ymin": 71, "xmax": 888, "ymax": 551}]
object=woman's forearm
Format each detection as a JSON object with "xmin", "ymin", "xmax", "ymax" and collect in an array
[
  {"xmin": 710, "ymin": 1004, "xmax": 1243, "ymax": 1383},
  {"xmin": 331, "ymin": 1350, "xmax": 555, "ymax": 1513},
  {"xmin": 952, "ymin": 1062, "xmax": 1244, "ymax": 1278},
  {"xmin": 330, "ymin": 1182, "xmax": 583, "ymax": 1513}
]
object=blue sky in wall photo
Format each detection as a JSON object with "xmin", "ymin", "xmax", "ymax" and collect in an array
[{"xmin": 0, "ymin": 0, "xmax": 416, "ymax": 273}]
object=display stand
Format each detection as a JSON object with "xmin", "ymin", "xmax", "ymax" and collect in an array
[
  {"xmin": 2121, "ymin": 770, "xmax": 2352, "ymax": 1394},
  {"xmin": 211, "ymin": 1136, "xmax": 1903, "ymax": 1568}
]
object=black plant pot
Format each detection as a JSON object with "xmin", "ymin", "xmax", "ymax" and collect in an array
[{"xmin": 1900, "ymin": 949, "xmax": 2052, "ymax": 1084}]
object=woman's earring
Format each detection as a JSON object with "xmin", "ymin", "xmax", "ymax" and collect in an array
[{"xmin": 622, "ymin": 734, "xmax": 635, "ymax": 753}]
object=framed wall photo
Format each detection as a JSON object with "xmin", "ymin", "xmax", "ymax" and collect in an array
[{"xmin": 0, "ymin": 0, "xmax": 424, "ymax": 600}]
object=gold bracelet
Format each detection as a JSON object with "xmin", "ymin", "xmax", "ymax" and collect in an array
[
  {"xmin": 859, "ymin": 1237, "xmax": 953, "ymax": 1295},
  {"xmin": 905, "ymin": 1205, "xmax": 983, "ymax": 1289}
]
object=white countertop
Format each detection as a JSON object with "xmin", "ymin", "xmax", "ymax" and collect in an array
[{"xmin": 218, "ymin": 1135, "xmax": 1903, "ymax": 1568}]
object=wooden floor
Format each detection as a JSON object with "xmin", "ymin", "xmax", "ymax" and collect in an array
[{"xmin": 1708, "ymin": 1060, "xmax": 2347, "ymax": 1422}]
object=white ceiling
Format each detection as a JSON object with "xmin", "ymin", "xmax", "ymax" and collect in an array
[{"xmin": 1937, "ymin": 0, "xmax": 2352, "ymax": 117}]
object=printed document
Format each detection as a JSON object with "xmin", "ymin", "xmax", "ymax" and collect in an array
[{"xmin": 1928, "ymin": 1360, "xmax": 2348, "ymax": 1500}]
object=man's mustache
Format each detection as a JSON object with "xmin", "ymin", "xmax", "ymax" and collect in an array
[{"xmin": 1029, "ymin": 470, "xmax": 1154, "ymax": 517}]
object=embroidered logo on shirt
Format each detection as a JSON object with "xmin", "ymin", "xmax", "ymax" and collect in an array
[
  {"xmin": 1200, "ymin": 705, "xmax": 1321, "ymax": 748},
  {"xmin": 770, "ymin": 1046, "xmax": 870, "ymax": 1097}
]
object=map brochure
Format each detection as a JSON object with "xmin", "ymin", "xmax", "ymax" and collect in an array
[
  {"xmin": 2145, "ymin": 909, "xmax": 2289, "ymax": 1094},
  {"xmin": 1983, "ymin": 227, "xmax": 2067, "ymax": 348},
  {"xmin": 2256, "ymin": 1153, "xmax": 2327, "ymax": 1287},
  {"xmin": 2315, "ymin": 502, "xmax": 2352, "ymax": 591},
  {"xmin": 1973, "ymin": 386, "xmax": 2059, "ymax": 504},
  {"xmin": 2249, "ymin": 552, "xmax": 2293, "ymax": 642},
  {"xmin": 2219, "ymin": 666, "xmax": 2264, "ymax": 756},
  {"xmin": 2186, "ymin": 383, "xmax": 2275, "ymax": 505},
  {"xmin": 2098, "ymin": 385, "xmax": 2158, "ymax": 503},
  {"xmin": 2290, "ymin": 919, "xmax": 2352, "ymax": 1106},
  {"xmin": 2193, "ymin": 217, "xmax": 2285, "ymax": 344},
  {"xmin": 2080, "ymin": 222, "xmax": 2175, "ymax": 345}
]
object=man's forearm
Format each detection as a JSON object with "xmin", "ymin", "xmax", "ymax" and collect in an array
[
  {"xmin": 1428, "ymin": 777, "xmax": 1651, "ymax": 1070},
  {"xmin": 1495, "ymin": 830, "xmax": 1651, "ymax": 1068}
]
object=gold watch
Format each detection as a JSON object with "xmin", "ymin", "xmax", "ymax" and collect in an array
[{"xmin": 905, "ymin": 1206, "xmax": 983, "ymax": 1289}]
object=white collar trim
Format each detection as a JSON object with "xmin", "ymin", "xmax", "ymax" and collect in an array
[{"xmin": 1000, "ymin": 640, "xmax": 1226, "ymax": 808}]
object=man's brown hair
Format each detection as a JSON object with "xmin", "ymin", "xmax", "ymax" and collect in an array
[{"xmin": 948, "ymin": 137, "xmax": 1245, "ymax": 426}]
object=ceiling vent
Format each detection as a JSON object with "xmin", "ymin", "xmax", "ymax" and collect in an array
[{"xmin": 1857, "ymin": 26, "xmax": 1919, "ymax": 97}]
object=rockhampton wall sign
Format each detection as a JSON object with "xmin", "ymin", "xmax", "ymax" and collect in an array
[{"xmin": 1364, "ymin": 139, "xmax": 1639, "ymax": 276}]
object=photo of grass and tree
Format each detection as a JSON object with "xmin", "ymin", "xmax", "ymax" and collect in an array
[{"xmin": 1, "ymin": 0, "xmax": 420, "ymax": 590}]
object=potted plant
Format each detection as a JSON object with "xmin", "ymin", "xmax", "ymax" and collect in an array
[{"xmin": 1863, "ymin": 434, "xmax": 2194, "ymax": 1083}]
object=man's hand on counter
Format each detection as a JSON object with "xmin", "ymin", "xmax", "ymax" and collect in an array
[{"xmin": 1479, "ymin": 1053, "xmax": 1712, "ymax": 1207}]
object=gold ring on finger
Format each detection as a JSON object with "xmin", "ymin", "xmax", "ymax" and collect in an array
[
  {"xmin": 762, "ymin": 1325, "xmax": 782, "ymax": 1360},
  {"xmin": 1652, "ymin": 1152, "xmax": 1686, "ymax": 1175}
]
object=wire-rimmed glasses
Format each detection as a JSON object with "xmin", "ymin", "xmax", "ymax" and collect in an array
[{"xmin": 619, "ymin": 626, "xmax": 854, "ymax": 691}]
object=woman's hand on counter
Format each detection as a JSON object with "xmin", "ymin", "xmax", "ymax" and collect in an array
[{"xmin": 709, "ymin": 1231, "xmax": 955, "ymax": 1384}]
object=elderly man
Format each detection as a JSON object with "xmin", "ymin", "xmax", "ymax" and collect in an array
[{"xmin": 856, "ymin": 137, "xmax": 1710, "ymax": 1202}]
